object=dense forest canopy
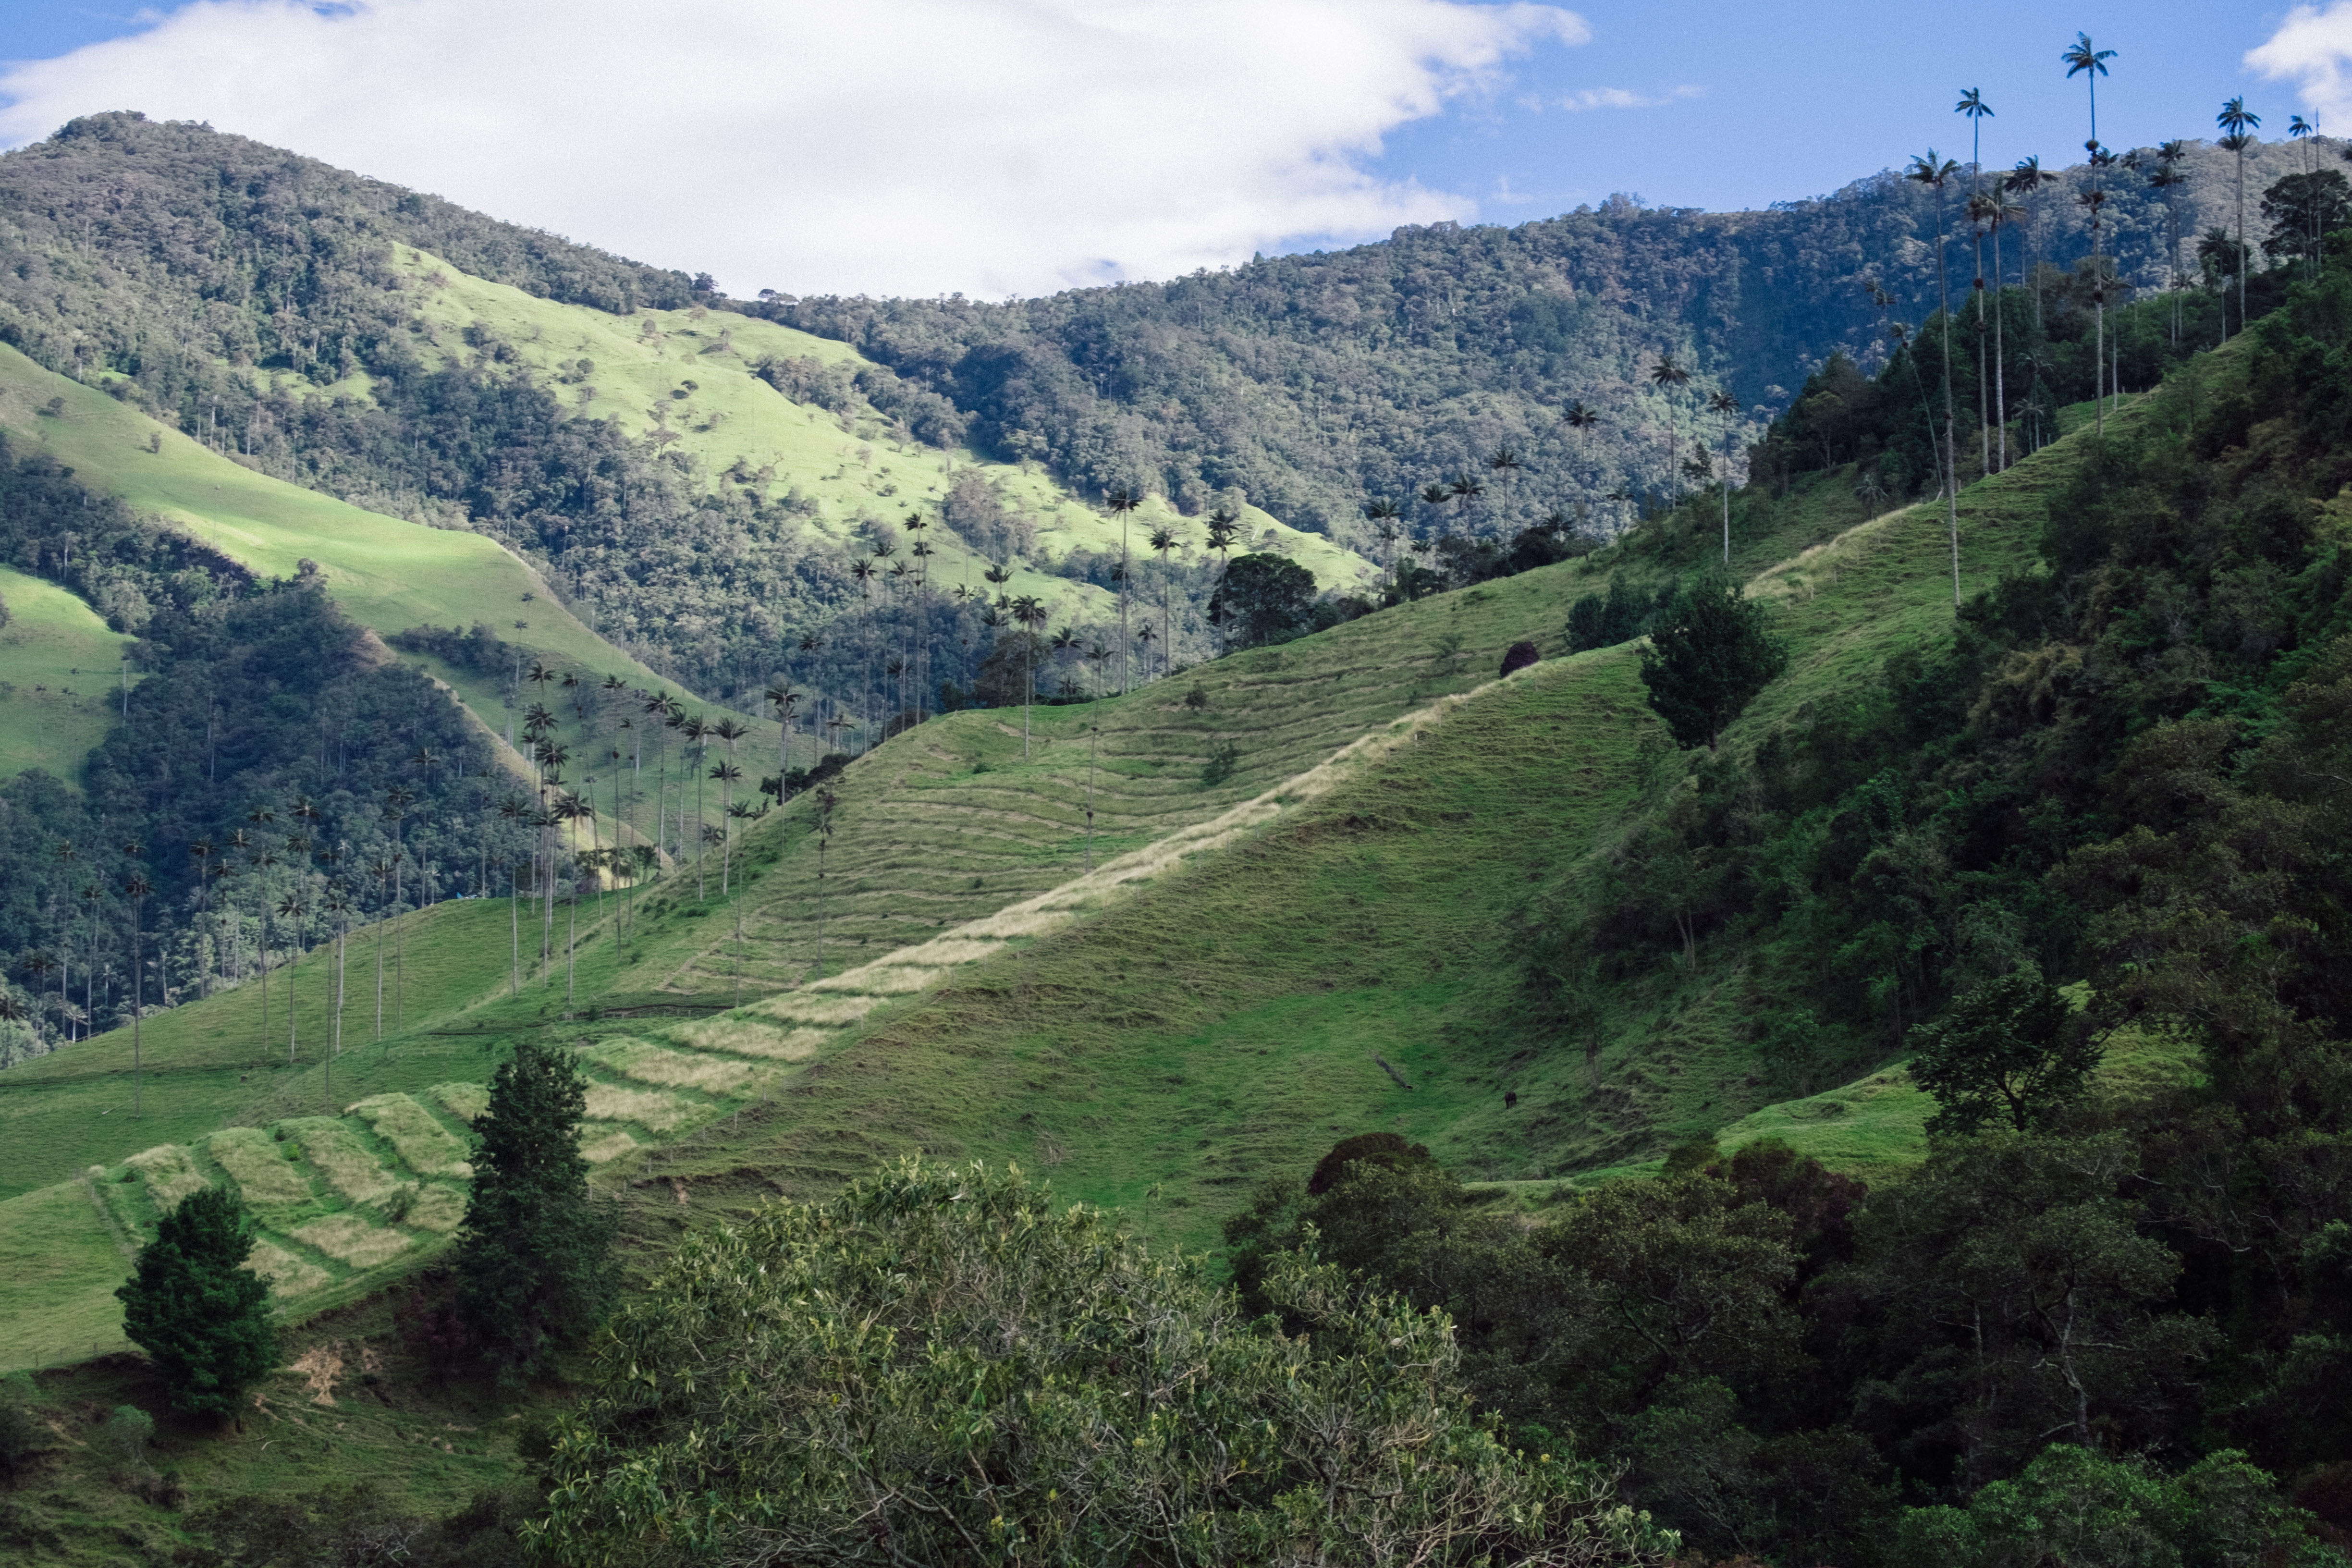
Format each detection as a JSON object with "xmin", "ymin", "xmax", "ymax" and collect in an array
[{"xmin": 764, "ymin": 135, "xmax": 2311, "ymax": 542}]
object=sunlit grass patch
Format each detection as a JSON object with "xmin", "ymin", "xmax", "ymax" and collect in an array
[
  {"xmin": 350, "ymin": 1094, "xmax": 471, "ymax": 1176},
  {"xmin": 402, "ymin": 1183, "xmax": 467, "ymax": 1234},
  {"xmin": 578, "ymin": 1126, "xmax": 639, "ymax": 1164},
  {"xmin": 245, "ymin": 1238, "xmax": 332, "ymax": 1298},
  {"xmin": 582, "ymin": 1083, "xmax": 703, "ymax": 1134},
  {"xmin": 749, "ymin": 994, "xmax": 877, "ymax": 1025},
  {"xmin": 288, "ymin": 1213, "xmax": 413, "ymax": 1269},
  {"xmin": 124, "ymin": 1142, "xmax": 209, "ymax": 1212},
  {"xmin": 585, "ymin": 1039, "xmax": 778, "ymax": 1096},
  {"xmin": 430, "ymin": 1081, "xmax": 490, "ymax": 1122},
  {"xmin": 204, "ymin": 1127, "xmax": 317, "ymax": 1211},
  {"xmin": 285, "ymin": 1117, "xmax": 402, "ymax": 1206}
]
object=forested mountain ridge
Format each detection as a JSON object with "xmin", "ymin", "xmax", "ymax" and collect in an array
[
  {"xmin": 768, "ymin": 134, "xmax": 2315, "ymax": 539},
  {"xmin": 0, "ymin": 113, "xmax": 1363, "ymax": 710}
]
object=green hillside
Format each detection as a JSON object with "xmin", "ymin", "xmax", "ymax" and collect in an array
[
  {"xmin": 0, "ymin": 342, "xmax": 772, "ymax": 763},
  {"xmin": 379, "ymin": 244, "xmax": 1369, "ymax": 609},
  {"xmin": 0, "ymin": 563, "xmax": 136, "ymax": 782},
  {"xmin": 0, "ymin": 399, "xmax": 2063, "ymax": 1367}
]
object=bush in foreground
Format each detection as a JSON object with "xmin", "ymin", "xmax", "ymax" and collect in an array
[{"xmin": 534, "ymin": 1160, "xmax": 1679, "ymax": 1568}]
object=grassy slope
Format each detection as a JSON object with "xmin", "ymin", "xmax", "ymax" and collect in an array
[
  {"xmin": 0, "ymin": 364, "xmax": 2169, "ymax": 1372},
  {"xmin": 0, "ymin": 374, "xmax": 2203, "ymax": 1562},
  {"xmin": 0, "ymin": 563, "xmax": 136, "ymax": 782},
  {"xmin": 0, "ymin": 342, "xmax": 775, "ymax": 770},
  {"xmin": 383, "ymin": 245, "xmax": 1372, "ymax": 610}
]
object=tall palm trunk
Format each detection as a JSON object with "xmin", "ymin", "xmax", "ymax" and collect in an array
[
  {"xmin": 1992, "ymin": 221, "xmax": 2009, "ymax": 471},
  {"xmin": 1932, "ymin": 180, "xmax": 1961, "ymax": 604}
]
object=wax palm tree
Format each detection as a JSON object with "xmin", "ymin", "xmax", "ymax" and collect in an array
[
  {"xmin": 2063, "ymin": 34, "xmax": 2118, "ymax": 420},
  {"xmin": 710, "ymin": 719, "xmax": 747, "ymax": 888},
  {"xmin": 1485, "ymin": 447, "xmax": 1523, "ymax": 532},
  {"xmin": 2062, "ymin": 33, "xmax": 2116, "ymax": 152},
  {"xmin": 1957, "ymin": 89, "xmax": 1997, "ymax": 475},
  {"xmin": 275, "ymin": 890, "xmax": 306, "ymax": 1064},
  {"xmin": 1908, "ymin": 149, "xmax": 1963, "ymax": 601},
  {"xmin": 1418, "ymin": 482, "xmax": 1451, "ymax": 537},
  {"xmin": 1136, "ymin": 622, "xmax": 1158, "ymax": 683},
  {"xmin": 903, "ymin": 509, "xmax": 932, "ymax": 723},
  {"xmin": 676, "ymin": 714, "xmax": 710, "ymax": 899},
  {"xmin": 1706, "ymin": 389, "xmax": 1741, "ymax": 564},
  {"xmin": 322, "ymin": 881, "xmax": 351, "ymax": 1097},
  {"xmin": 848, "ymin": 557, "xmax": 880, "ymax": 744},
  {"xmin": 1983, "ymin": 191, "xmax": 2024, "ymax": 469},
  {"xmin": 710, "ymin": 759, "xmax": 743, "ymax": 894},
  {"xmin": 1106, "ymin": 487, "xmax": 1142, "ymax": 693},
  {"xmin": 1148, "ymin": 526, "xmax": 1181, "ymax": 674},
  {"xmin": 1050, "ymin": 625, "xmax": 1080, "ymax": 698},
  {"xmin": 2149, "ymin": 143, "xmax": 2188, "ymax": 341},
  {"xmin": 1562, "ymin": 400, "xmax": 1602, "ymax": 504},
  {"xmin": 122, "ymin": 866, "xmax": 150, "ymax": 1115},
  {"xmin": 1011, "ymin": 594, "xmax": 1048, "ymax": 755},
  {"xmin": 2288, "ymin": 118, "xmax": 2324, "ymax": 277},
  {"xmin": 1446, "ymin": 472, "xmax": 1483, "ymax": 539},
  {"xmin": 2077, "ymin": 184, "xmax": 2114, "ymax": 415},
  {"xmin": 2007, "ymin": 156, "xmax": 2058, "ymax": 332},
  {"xmin": 2218, "ymin": 98, "xmax": 2262, "ymax": 333},
  {"xmin": 765, "ymin": 682, "xmax": 800, "ymax": 795},
  {"xmin": 1648, "ymin": 355, "xmax": 1691, "ymax": 504}
]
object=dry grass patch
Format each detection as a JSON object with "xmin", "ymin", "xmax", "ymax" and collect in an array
[
  {"xmin": 289, "ymin": 1213, "xmax": 413, "ymax": 1269},
  {"xmin": 203, "ymin": 1128, "xmax": 315, "ymax": 1211},
  {"xmin": 286, "ymin": 1119, "xmax": 402, "ymax": 1206},
  {"xmin": 747, "ymin": 992, "xmax": 880, "ymax": 1029},
  {"xmin": 672, "ymin": 1023, "xmax": 828, "ymax": 1062},
  {"xmin": 887, "ymin": 936, "xmax": 1004, "ymax": 967},
  {"xmin": 582, "ymin": 1083, "xmax": 703, "ymax": 1133},
  {"xmin": 578, "ymin": 1127, "xmax": 639, "ymax": 1164},
  {"xmin": 244, "ymin": 1239, "xmax": 331, "ymax": 1298},
  {"xmin": 349, "ymin": 1094, "xmax": 471, "ymax": 1176},
  {"xmin": 402, "ymin": 1183, "xmax": 467, "ymax": 1234},
  {"xmin": 431, "ymin": 1081, "xmax": 490, "ymax": 1121},
  {"xmin": 845, "ymin": 966, "xmax": 949, "ymax": 995},
  {"xmin": 125, "ymin": 1144, "xmax": 209, "ymax": 1212},
  {"xmin": 588, "ymin": 1039, "xmax": 779, "ymax": 1096}
]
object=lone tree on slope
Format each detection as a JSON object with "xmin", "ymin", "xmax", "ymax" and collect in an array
[
  {"xmin": 1637, "ymin": 576, "xmax": 1788, "ymax": 750},
  {"xmin": 1210, "ymin": 553, "xmax": 1317, "ymax": 650},
  {"xmin": 117, "ymin": 1185, "xmax": 278, "ymax": 1420},
  {"xmin": 454, "ymin": 1036, "xmax": 615, "ymax": 1379},
  {"xmin": 1907, "ymin": 967, "xmax": 2101, "ymax": 1135}
]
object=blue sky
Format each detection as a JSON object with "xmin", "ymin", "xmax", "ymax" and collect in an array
[
  {"xmin": 0, "ymin": 0, "xmax": 2315, "ymax": 296},
  {"xmin": 1367, "ymin": 1, "xmax": 2288, "ymax": 222}
]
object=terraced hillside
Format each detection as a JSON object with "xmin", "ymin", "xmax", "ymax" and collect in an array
[{"xmin": 0, "ymin": 354, "xmax": 2192, "ymax": 1380}]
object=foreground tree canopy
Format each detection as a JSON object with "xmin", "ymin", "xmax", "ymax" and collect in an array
[{"xmin": 534, "ymin": 1161, "xmax": 1680, "ymax": 1568}]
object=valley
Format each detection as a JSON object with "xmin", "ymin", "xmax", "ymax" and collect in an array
[{"xmin": 0, "ymin": 103, "xmax": 2346, "ymax": 1568}]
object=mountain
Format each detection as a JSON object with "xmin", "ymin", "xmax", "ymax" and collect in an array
[
  {"xmin": 767, "ymin": 132, "xmax": 2316, "ymax": 539},
  {"xmin": 0, "ymin": 109, "xmax": 2349, "ymax": 1568}
]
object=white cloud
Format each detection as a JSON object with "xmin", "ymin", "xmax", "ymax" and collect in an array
[
  {"xmin": 2249, "ymin": 2, "xmax": 2352, "ymax": 127},
  {"xmin": 1553, "ymin": 85, "xmax": 1701, "ymax": 113},
  {"xmin": 0, "ymin": 0, "xmax": 1589, "ymax": 298}
]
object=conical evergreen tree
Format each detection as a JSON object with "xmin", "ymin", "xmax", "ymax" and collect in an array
[
  {"xmin": 453, "ymin": 1037, "xmax": 614, "ymax": 1378},
  {"xmin": 116, "ymin": 1185, "xmax": 277, "ymax": 1419}
]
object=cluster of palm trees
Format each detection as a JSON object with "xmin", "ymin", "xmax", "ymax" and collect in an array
[{"xmin": 1887, "ymin": 38, "xmax": 2295, "ymax": 605}]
